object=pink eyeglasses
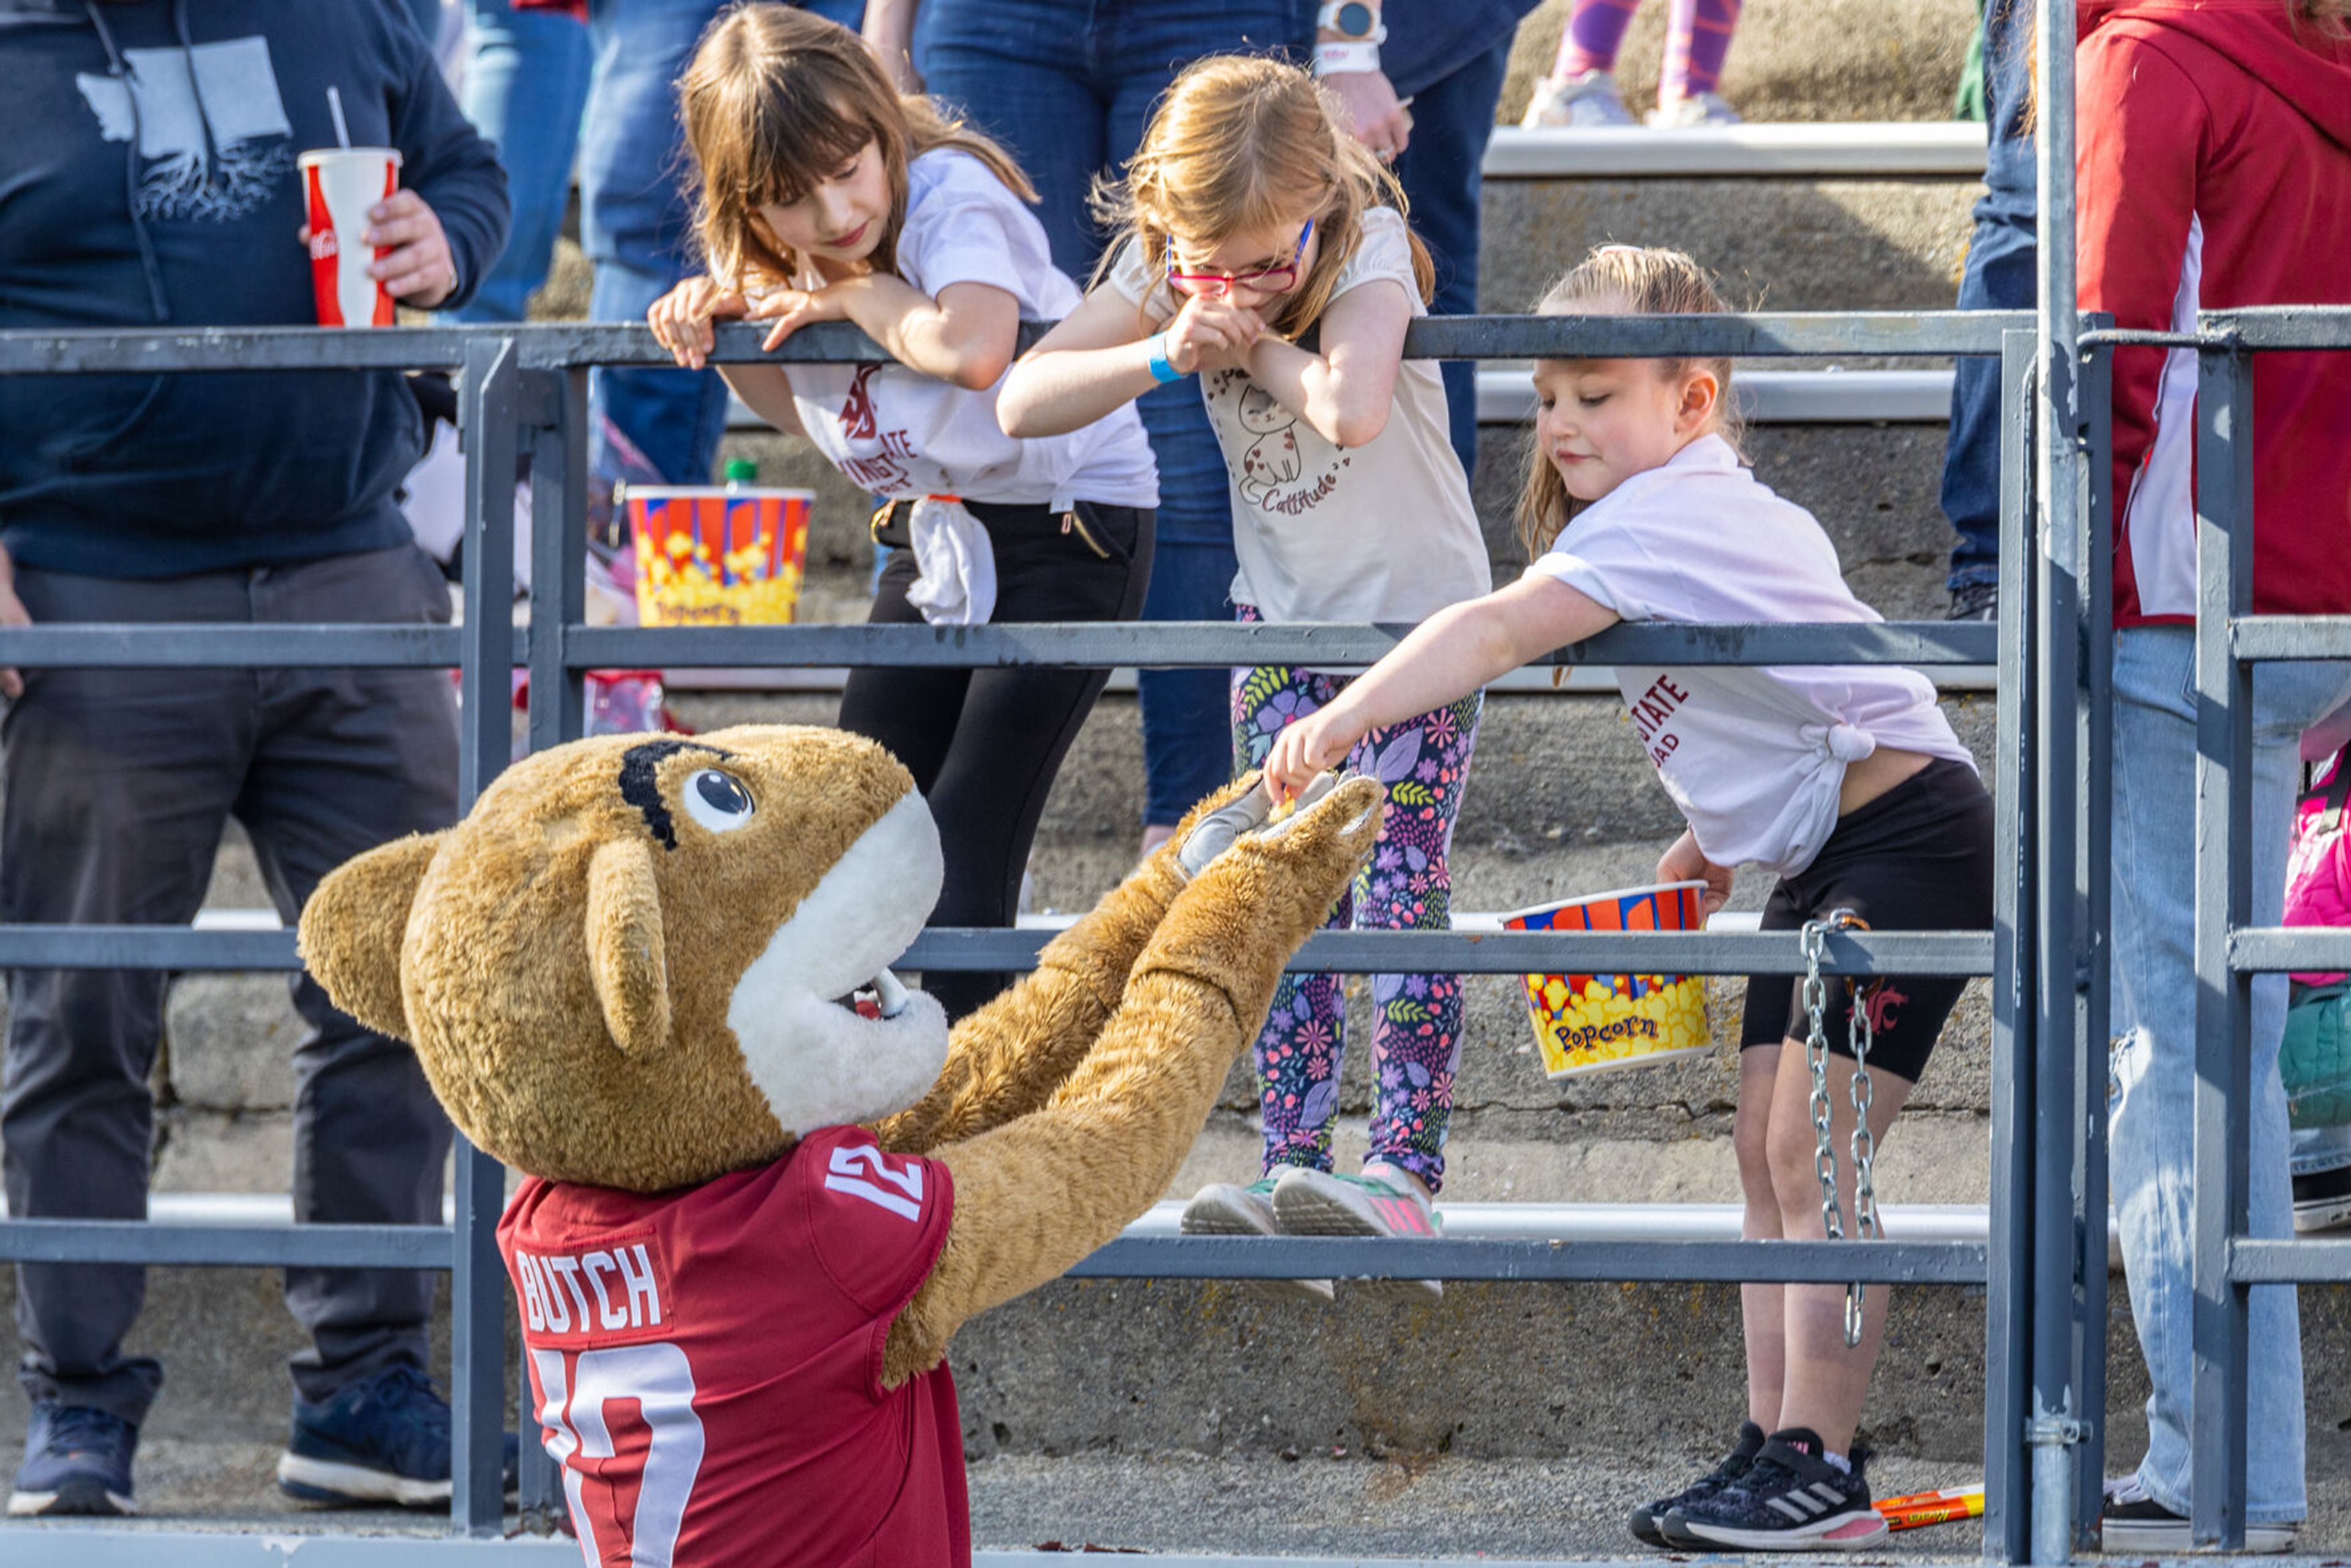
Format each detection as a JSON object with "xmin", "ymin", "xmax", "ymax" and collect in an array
[{"xmin": 1166, "ymin": 217, "xmax": 1314, "ymax": 296}]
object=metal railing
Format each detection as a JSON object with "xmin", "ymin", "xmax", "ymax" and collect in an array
[{"xmin": 0, "ymin": 307, "xmax": 2030, "ymax": 1551}]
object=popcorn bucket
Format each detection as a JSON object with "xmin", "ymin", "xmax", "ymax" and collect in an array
[
  {"xmin": 626, "ymin": 487, "xmax": 812, "ymax": 626},
  {"xmin": 1501, "ymin": 881, "xmax": 1712, "ymax": 1079}
]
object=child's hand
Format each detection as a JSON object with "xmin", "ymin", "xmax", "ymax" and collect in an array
[
  {"xmin": 1657, "ymin": 828, "xmax": 1733, "ymax": 916},
  {"xmin": 1164, "ymin": 293, "xmax": 1264, "ymax": 375},
  {"xmin": 648, "ymin": 276, "xmax": 751, "ymax": 370},
  {"xmin": 1265, "ymin": 708, "xmax": 1361, "ymax": 803},
  {"xmin": 756, "ymin": 283, "xmax": 851, "ymax": 350}
]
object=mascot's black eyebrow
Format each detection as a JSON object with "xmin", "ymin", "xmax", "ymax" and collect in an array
[{"xmin": 618, "ymin": 739, "xmax": 738, "ymax": 850}]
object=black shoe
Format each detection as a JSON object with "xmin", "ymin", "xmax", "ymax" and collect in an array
[
  {"xmin": 2099, "ymin": 1476, "xmax": 2299, "ymax": 1553},
  {"xmin": 2292, "ymin": 1164, "xmax": 2351, "ymax": 1233},
  {"xmin": 278, "ymin": 1363, "xmax": 517, "ymax": 1508},
  {"xmin": 1949, "ymin": 579, "xmax": 1999, "ymax": 622},
  {"xmin": 8, "ymin": 1403, "xmax": 138, "ymax": 1517},
  {"xmin": 1630, "ymin": 1420, "xmax": 1765, "ymax": 1547},
  {"xmin": 1664, "ymin": 1427, "xmax": 1888, "ymax": 1551}
]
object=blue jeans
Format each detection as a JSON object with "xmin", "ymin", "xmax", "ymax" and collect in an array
[
  {"xmin": 579, "ymin": 0, "xmax": 862, "ymax": 486},
  {"xmin": 917, "ymin": 0, "xmax": 1297, "ymax": 826},
  {"xmin": 1387, "ymin": 30, "xmax": 1511, "ymax": 481},
  {"xmin": 2107, "ymin": 627, "xmax": 2351, "ymax": 1521},
  {"xmin": 1939, "ymin": 0, "xmax": 2035, "ymax": 595},
  {"xmin": 446, "ymin": 0, "xmax": 593, "ymax": 326}
]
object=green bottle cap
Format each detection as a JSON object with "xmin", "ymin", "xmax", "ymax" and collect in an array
[{"xmin": 723, "ymin": 458, "xmax": 759, "ymax": 483}]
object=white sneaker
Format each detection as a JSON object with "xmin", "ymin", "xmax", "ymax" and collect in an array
[
  {"xmin": 1521, "ymin": 70, "xmax": 1637, "ymax": 129},
  {"xmin": 1270, "ymin": 1167, "xmax": 1443, "ymax": 1304},
  {"xmin": 1180, "ymin": 1179, "xmax": 1333, "ymax": 1304},
  {"xmin": 1647, "ymin": 90, "xmax": 1742, "ymax": 127}
]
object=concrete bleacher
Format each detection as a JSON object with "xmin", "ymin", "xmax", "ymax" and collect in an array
[{"xmin": 7, "ymin": 0, "xmax": 2349, "ymax": 1553}]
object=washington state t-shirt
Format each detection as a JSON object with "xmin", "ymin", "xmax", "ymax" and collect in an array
[
  {"xmin": 1526, "ymin": 435, "xmax": 1974, "ymax": 878},
  {"xmin": 786, "ymin": 149, "xmax": 1157, "ymax": 511},
  {"xmin": 1108, "ymin": 206, "xmax": 1491, "ymax": 624}
]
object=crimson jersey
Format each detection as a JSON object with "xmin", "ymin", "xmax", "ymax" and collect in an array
[{"xmin": 498, "ymin": 1125, "xmax": 966, "ymax": 1567}]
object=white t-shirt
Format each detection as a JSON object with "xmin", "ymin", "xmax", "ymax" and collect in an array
[
  {"xmin": 786, "ymin": 150, "xmax": 1158, "ymax": 510},
  {"xmin": 1526, "ymin": 435, "xmax": 1974, "ymax": 879},
  {"xmin": 1108, "ymin": 206, "xmax": 1491, "ymax": 623}
]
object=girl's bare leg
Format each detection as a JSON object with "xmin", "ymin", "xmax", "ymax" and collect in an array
[
  {"xmin": 1761, "ymin": 1033, "xmax": 1913, "ymax": 1455},
  {"xmin": 1732, "ymin": 1043, "xmax": 1787, "ymax": 1428}
]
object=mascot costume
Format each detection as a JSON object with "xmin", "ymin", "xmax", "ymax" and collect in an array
[{"xmin": 298, "ymin": 726, "xmax": 1381, "ymax": 1565}]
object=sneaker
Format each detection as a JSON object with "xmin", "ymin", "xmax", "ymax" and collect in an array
[
  {"xmin": 8, "ymin": 1403, "xmax": 137, "ymax": 1517},
  {"xmin": 2293, "ymin": 1164, "xmax": 2351, "ymax": 1232},
  {"xmin": 2099, "ymin": 1474, "xmax": 2300, "ymax": 1553},
  {"xmin": 278, "ymin": 1363, "xmax": 517, "ymax": 1508},
  {"xmin": 1665, "ymin": 1427, "xmax": 1887, "ymax": 1550},
  {"xmin": 1270, "ymin": 1167, "xmax": 1442, "ymax": 1304},
  {"xmin": 1949, "ymin": 579, "xmax": 2000, "ymax": 623},
  {"xmin": 1648, "ymin": 90, "xmax": 1743, "ymax": 127},
  {"xmin": 1182, "ymin": 1177, "xmax": 1333, "ymax": 1304},
  {"xmin": 1521, "ymin": 69, "xmax": 1637, "ymax": 128},
  {"xmin": 1629, "ymin": 1420, "xmax": 1765, "ymax": 1547}
]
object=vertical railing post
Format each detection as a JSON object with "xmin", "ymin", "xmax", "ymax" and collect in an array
[
  {"xmin": 2190, "ymin": 342, "xmax": 2255, "ymax": 1550},
  {"xmin": 2028, "ymin": 0, "xmax": 2088, "ymax": 1556},
  {"xmin": 2071, "ymin": 324, "xmax": 2115, "ymax": 1546},
  {"xmin": 452, "ymin": 334, "xmax": 522, "ymax": 1536},
  {"xmin": 1984, "ymin": 328, "xmax": 2041, "ymax": 1564},
  {"xmin": 514, "ymin": 363, "xmax": 586, "ymax": 1533}
]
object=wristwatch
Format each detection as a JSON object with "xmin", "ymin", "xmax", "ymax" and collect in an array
[{"xmin": 1315, "ymin": 1, "xmax": 1384, "ymax": 43}]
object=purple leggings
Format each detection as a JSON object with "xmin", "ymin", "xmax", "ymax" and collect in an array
[
  {"xmin": 1231, "ymin": 634, "xmax": 1483, "ymax": 1195},
  {"xmin": 1559, "ymin": 0, "xmax": 1743, "ymax": 99}
]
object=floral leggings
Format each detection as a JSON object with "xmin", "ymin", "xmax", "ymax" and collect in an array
[{"xmin": 1229, "ymin": 623, "xmax": 1483, "ymax": 1195}]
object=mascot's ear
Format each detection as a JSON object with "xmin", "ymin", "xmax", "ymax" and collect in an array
[
  {"xmin": 296, "ymin": 831, "xmax": 445, "ymax": 1040},
  {"xmin": 586, "ymin": 836, "xmax": 672, "ymax": 1056}
]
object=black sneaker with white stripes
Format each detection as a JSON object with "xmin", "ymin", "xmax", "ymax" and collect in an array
[
  {"xmin": 1629, "ymin": 1421, "xmax": 1765, "ymax": 1547},
  {"xmin": 1663, "ymin": 1427, "xmax": 1888, "ymax": 1551}
]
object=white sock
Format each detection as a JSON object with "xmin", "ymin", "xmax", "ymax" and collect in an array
[{"xmin": 1823, "ymin": 1450, "xmax": 1852, "ymax": 1475}]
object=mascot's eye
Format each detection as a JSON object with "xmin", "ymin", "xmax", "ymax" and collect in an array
[{"xmin": 683, "ymin": 769, "xmax": 756, "ymax": 834}]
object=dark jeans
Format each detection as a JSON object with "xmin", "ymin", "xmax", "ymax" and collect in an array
[
  {"xmin": 1, "ymin": 546, "xmax": 462, "ymax": 1422},
  {"xmin": 838, "ymin": 503, "xmax": 1153, "ymax": 1019},
  {"xmin": 1941, "ymin": 0, "xmax": 2037, "ymax": 593},
  {"xmin": 916, "ymin": 0, "xmax": 1294, "ymax": 828},
  {"xmin": 1389, "ymin": 29, "xmax": 1513, "ymax": 481}
]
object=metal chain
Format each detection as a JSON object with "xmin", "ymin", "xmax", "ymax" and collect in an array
[
  {"xmin": 1800, "ymin": 918, "xmax": 1846, "ymax": 1247},
  {"xmin": 1802, "ymin": 910, "xmax": 1877, "ymax": 1348},
  {"xmin": 1846, "ymin": 953, "xmax": 1881, "ymax": 1349}
]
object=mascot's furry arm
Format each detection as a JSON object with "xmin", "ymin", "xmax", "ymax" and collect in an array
[
  {"xmin": 879, "ymin": 776, "xmax": 1383, "ymax": 1386},
  {"xmin": 874, "ymin": 778, "xmax": 1265, "ymax": 1157}
]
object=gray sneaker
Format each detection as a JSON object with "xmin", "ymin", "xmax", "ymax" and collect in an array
[
  {"xmin": 1521, "ymin": 70, "xmax": 1637, "ymax": 128},
  {"xmin": 1181, "ymin": 1177, "xmax": 1333, "ymax": 1304},
  {"xmin": 1648, "ymin": 90, "xmax": 1742, "ymax": 127}
]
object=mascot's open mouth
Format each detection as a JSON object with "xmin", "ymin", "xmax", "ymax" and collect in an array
[
  {"xmin": 727, "ymin": 791, "xmax": 952, "ymax": 1134},
  {"xmin": 835, "ymin": 967, "xmax": 912, "ymax": 1021}
]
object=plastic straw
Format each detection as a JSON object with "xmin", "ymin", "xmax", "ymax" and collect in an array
[{"xmin": 326, "ymin": 86, "xmax": 350, "ymax": 149}]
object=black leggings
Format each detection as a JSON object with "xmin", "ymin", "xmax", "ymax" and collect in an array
[{"xmin": 838, "ymin": 500, "xmax": 1153, "ymax": 1020}]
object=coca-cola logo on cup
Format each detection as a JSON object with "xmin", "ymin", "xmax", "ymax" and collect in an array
[{"xmin": 310, "ymin": 228, "xmax": 340, "ymax": 262}]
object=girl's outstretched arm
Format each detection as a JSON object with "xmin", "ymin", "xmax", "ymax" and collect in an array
[
  {"xmin": 1242, "ymin": 277, "xmax": 1411, "ymax": 449},
  {"xmin": 998, "ymin": 289, "xmax": 1261, "ymax": 437},
  {"xmin": 1264, "ymin": 574, "xmax": 1620, "ymax": 798},
  {"xmin": 760, "ymin": 277, "xmax": 1020, "ymax": 391}
]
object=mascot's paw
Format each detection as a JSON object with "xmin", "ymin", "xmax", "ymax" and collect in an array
[{"xmin": 1176, "ymin": 771, "xmax": 1345, "ymax": 879}]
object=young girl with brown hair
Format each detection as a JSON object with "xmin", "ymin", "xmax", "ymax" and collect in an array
[
  {"xmin": 1265, "ymin": 246, "xmax": 1994, "ymax": 1551},
  {"xmin": 647, "ymin": 4, "xmax": 1159, "ymax": 1021},
  {"xmin": 999, "ymin": 54, "xmax": 1493, "ymax": 1297}
]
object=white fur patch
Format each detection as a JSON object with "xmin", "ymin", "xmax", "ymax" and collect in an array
[{"xmin": 727, "ymin": 792, "xmax": 951, "ymax": 1135}]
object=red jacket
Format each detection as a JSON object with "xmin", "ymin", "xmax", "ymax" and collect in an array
[{"xmin": 2075, "ymin": 0, "xmax": 2351, "ymax": 625}]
